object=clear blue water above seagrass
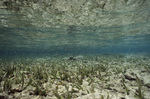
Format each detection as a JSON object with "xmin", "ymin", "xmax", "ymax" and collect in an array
[
  {"xmin": 0, "ymin": 21, "xmax": 150, "ymax": 58},
  {"xmin": 0, "ymin": 4, "xmax": 150, "ymax": 59}
]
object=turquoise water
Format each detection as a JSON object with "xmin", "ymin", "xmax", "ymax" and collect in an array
[
  {"xmin": 0, "ymin": 22, "xmax": 150, "ymax": 58},
  {"xmin": 0, "ymin": 4, "xmax": 150, "ymax": 58}
]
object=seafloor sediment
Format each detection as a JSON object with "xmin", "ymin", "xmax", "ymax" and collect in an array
[{"xmin": 0, "ymin": 54, "xmax": 150, "ymax": 99}]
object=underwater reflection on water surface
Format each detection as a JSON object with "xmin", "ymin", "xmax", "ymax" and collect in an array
[{"xmin": 0, "ymin": 22, "xmax": 150, "ymax": 58}]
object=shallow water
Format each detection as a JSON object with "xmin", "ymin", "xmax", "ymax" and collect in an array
[
  {"xmin": 0, "ymin": 23, "xmax": 150, "ymax": 58},
  {"xmin": 0, "ymin": 6, "xmax": 150, "ymax": 59},
  {"xmin": 0, "ymin": 2, "xmax": 150, "ymax": 98}
]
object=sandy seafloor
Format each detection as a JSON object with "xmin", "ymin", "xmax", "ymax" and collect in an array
[{"xmin": 0, "ymin": 54, "xmax": 150, "ymax": 99}]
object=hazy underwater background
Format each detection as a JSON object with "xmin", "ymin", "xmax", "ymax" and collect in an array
[{"xmin": 0, "ymin": 0, "xmax": 150, "ymax": 59}]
